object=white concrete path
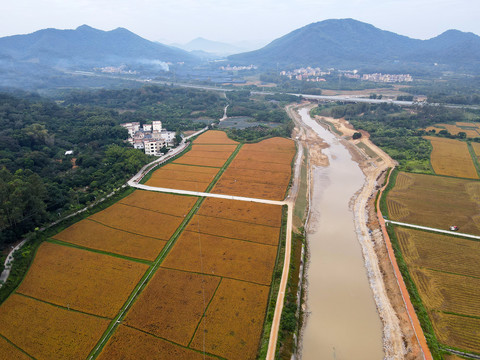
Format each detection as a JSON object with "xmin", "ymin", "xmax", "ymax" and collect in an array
[{"xmin": 385, "ymin": 220, "xmax": 480, "ymax": 240}]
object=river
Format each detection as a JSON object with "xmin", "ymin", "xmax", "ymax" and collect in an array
[{"xmin": 299, "ymin": 107, "xmax": 384, "ymax": 360}]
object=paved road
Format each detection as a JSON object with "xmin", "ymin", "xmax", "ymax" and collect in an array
[
  {"xmin": 385, "ymin": 220, "xmax": 480, "ymax": 240},
  {"xmin": 128, "ymin": 182, "xmax": 286, "ymax": 206},
  {"xmin": 0, "ymin": 239, "xmax": 27, "ymax": 287}
]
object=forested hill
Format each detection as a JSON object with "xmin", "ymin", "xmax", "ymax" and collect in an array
[
  {"xmin": 0, "ymin": 25, "xmax": 197, "ymax": 68},
  {"xmin": 228, "ymin": 18, "xmax": 480, "ymax": 72},
  {"xmin": 0, "ymin": 86, "xmax": 225, "ymax": 249}
]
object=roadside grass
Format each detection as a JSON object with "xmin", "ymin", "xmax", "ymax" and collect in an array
[
  {"xmin": 276, "ymin": 231, "xmax": 305, "ymax": 359},
  {"xmin": 467, "ymin": 141, "xmax": 480, "ymax": 178},
  {"xmin": 293, "ymin": 148, "xmax": 308, "ymax": 229},
  {"xmin": 357, "ymin": 141, "xmax": 379, "ymax": 159},
  {"xmin": 256, "ymin": 205, "xmax": 288, "ymax": 359}
]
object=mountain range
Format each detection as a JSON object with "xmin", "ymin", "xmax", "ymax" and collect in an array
[
  {"xmin": 0, "ymin": 25, "xmax": 196, "ymax": 69},
  {"xmin": 228, "ymin": 19, "xmax": 480, "ymax": 72},
  {"xmin": 1, "ymin": 19, "xmax": 480, "ymax": 91}
]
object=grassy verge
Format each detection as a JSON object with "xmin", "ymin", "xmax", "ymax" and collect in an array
[
  {"xmin": 257, "ymin": 205, "xmax": 288, "ymax": 359},
  {"xmin": 276, "ymin": 231, "xmax": 305, "ymax": 359},
  {"xmin": 379, "ymin": 168, "xmax": 398, "ymax": 217},
  {"xmin": 386, "ymin": 225, "xmax": 444, "ymax": 359},
  {"xmin": 293, "ymin": 149, "xmax": 308, "ymax": 229},
  {"xmin": 0, "ymin": 186, "xmax": 136, "ymax": 306},
  {"xmin": 467, "ymin": 141, "xmax": 480, "ymax": 178}
]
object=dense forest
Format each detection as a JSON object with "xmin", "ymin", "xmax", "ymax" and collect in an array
[
  {"xmin": 313, "ymin": 102, "xmax": 480, "ymax": 172},
  {"xmin": 224, "ymin": 90, "xmax": 296, "ymax": 141},
  {"xmin": 0, "ymin": 86, "xmax": 227, "ymax": 249}
]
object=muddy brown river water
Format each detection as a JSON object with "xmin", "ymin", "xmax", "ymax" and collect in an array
[{"xmin": 299, "ymin": 107, "xmax": 383, "ymax": 360}]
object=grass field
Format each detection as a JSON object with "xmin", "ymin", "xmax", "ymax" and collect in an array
[
  {"xmin": 189, "ymin": 278, "xmax": 270, "ymax": 360},
  {"xmin": 395, "ymin": 227, "xmax": 480, "ymax": 354},
  {"xmin": 387, "ymin": 172, "xmax": 480, "ymax": 235},
  {"xmin": 424, "ymin": 136, "xmax": 478, "ymax": 179},
  {"xmin": 17, "ymin": 242, "xmax": 148, "ymax": 318},
  {"xmin": 0, "ymin": 294, "xmax": 109, "ymax": 360},
  {"xmin": 124, "ymin": 267, "xmax": 220, "ymax": 346}
]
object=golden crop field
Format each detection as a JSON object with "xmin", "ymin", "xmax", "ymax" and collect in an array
[
  {"xmin": 425, "ymin": 123, "xmax": 480, "ymax": 138},
  {"xmin": 54, "ymin": 219, "xmax": 166, "ymax": 261},
  {"xmin": 412, "ymin": 268, "xmax": 480, "ymax": 317},
  {"xmin": 147, "ymin": 167, "xmax": 216, "ymax": 183},
  {"xmin": 183, "ymin": 149, "xmax": 233, "ymax": 160},
  {"xmin": 161, "ymin": 231, "xmax": 278, "ymax": 285},
  {"xmin": 0, "ymin": 336, "xmax": 31, "ymax": 360},
  {"xmin": 173, "ymin": 154, "xmax": 227, "ymax": 168},
  {"xmin": 0, "ymin": 294, "xmax": 109, "ymax": 360},
  {"xmin": 190, "ymin": 279, "xmax": 270, "ymax": 360},
  {"xmin": 124, "ymin": 268, "xmax": 220, "ymax": 346},
  {"xmin": 213, "ymin": 178, "xmax": 287, "ymax": 200},
  {"xmin": 424, "ymin": 136, "xmax": 478, "ymax": 179},
  {"xmin": 395, "ymin": 227, "xmax": 480, "ymax": 353},
  {"xmin": 387, "ymin": 172, "xmax": 480, "ymax": 235},
  {"xmin": 198, "ymin": 197, "xmax": 283, "ymax": 227},
  {"xmin": 98, "ymin": 325, "xmax": 218, "ymax": 360},
  {"xmin": 211, "ymin": 137, "xmax": 295, "ymax": 200},
  {"xmin": 191, "ymin": 144, "xmax": 238, "ymax": 152},
  {"xmin": 218, "ymin": 167, "xmax": 291, "ymax": 186},
  {"xmin": 17, "ymin": 242, "xmax": 148, "ymax": 318},
  {"xmin": 145, "ymin": 178, "xmax": 211, "ymax": 191},
  {"xmin": 472, "ymin": 142, "xmax": 480, "ymax": 159},
  {"xmin": 185, "ymin": 214, "xmax": 281, "ymax": 246},
  {"xmin": 396, "ymin": 227, "xmax": 480, "ymax": 279},
  {"xmin": 89, "ymin": 203, "xmax": 185, "ymax": 239},
  {"xmin": 193, "ymin": 130, "xmax": 238, "ymax": 144},
  {"xmin": 119, "ymin": 190, "xmax": 197, "ymax": 217},
  {"xmin": 430, "ymin": 311, "xmax": 480, "ymax": 354}
]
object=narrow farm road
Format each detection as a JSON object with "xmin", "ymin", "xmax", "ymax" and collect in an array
[{"xmin": 385, "ymin": 220, "xmax": 480, "ymax": 240}]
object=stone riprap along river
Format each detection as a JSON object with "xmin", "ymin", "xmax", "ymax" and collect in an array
[{"xmin": 299, "ymin": 107, "xmax": 383, "ymax": 360}]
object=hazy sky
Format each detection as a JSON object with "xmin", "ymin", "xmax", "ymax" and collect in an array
[{"xmin": 1, "ymin": 0, "xmax": 478, "ymax": 45}]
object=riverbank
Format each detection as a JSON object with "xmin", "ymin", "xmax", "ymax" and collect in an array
[{"xmin": 314, "ymin": 113, "xmax": 427, "ymax": 359}]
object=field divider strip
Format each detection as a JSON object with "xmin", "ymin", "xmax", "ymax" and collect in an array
[
  {"xmin": 204, "ymin": 143, "xmax": 243, "ymax": 193},
  {"xmin": 194, "ymin": 213, "xmax": 281, "ymax": 229},
  {"xmin": 0, "ymin": 332, "xmax": 37, "ymax": 360},
  {"xmin": 426, "ymin": 267, "xmax": 480, "ymax": 281},
  {"xmin": 87, "ymin": 195, "xmax": 205, "ymax": 360},
  {"xmin": 182, "ymin": 229, "xmax": 278, "ymax": 247},
  {"xmin": 158, "ymin": 265, "xmax": 272, "ymax": 287},
  {"xmin": 85, "ymin": 218, "xmax": 171, "ymax": 241},
  {"xmin": 187, "ymin": 277, "xmax": 223, "ymax": 348},
  {"xmin": 14, "ymin": 292, "xmax": 113, "ymax": 320},
  {"xmin": 45, "ymin": 238, "xmax": 154, "ymax": 265}
]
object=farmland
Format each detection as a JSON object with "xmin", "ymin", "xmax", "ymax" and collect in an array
[
  {"xmin": 16, "ymin": 242, "xmax": 148, "ymax": 318},
  {"xmin": 124, "ymin": 267, "xmax": 220, "ymax": 345},
  {"xmin": 98, "ymin": 325, "xmax": 218, "ymax": 360},
  {"xmin": 424, "ymin": 136, "xmax": 478, "ymax": 179},
  {"xmin": 387, "ymin": 172, "xmax": 480, "ymax": 235},
  {"xmin": 0, "ymin": 294, "xmax": 109, "ymax": 360},
  {"xmin": 0, "ymin": 336, "xmax": 31, "ymax": 360},
  {"xmin": 189, "ymin": 278, "xmax": 270, "ymax": 360},
  {"xmin": 394, "ymin": 227, "xmax": 480, "ymax": 354},
  {"xmin": 213, "ymin": 137, "xmax": 296, "ymax": 200},
  {"xmin": 54, "ymin": 219, "xmax": 166, "ymax": 261},
  {"xmin": 161, "ymin": 230, "xmax": 278, "ymax": 285},
  {"xmin": 0, "ymin": 129, "xmax": 292, "ymax": 360},
  {"xmin": 425, "ymin": 122, "xmax": 480, "ymax": 138}
]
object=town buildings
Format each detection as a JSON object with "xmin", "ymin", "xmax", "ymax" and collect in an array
[{"xmin": 120, "ymin": 121, "xmax": 176, "ymax": 156}]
